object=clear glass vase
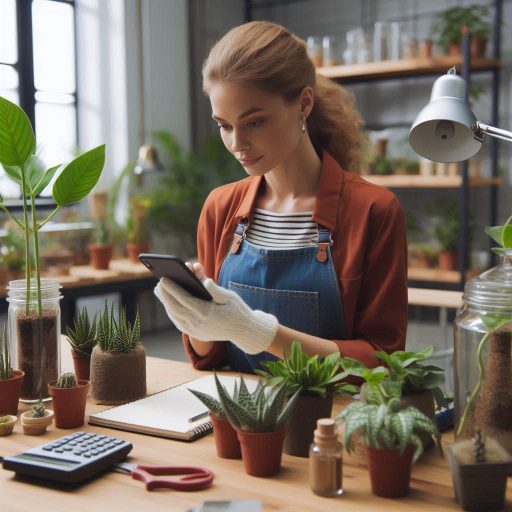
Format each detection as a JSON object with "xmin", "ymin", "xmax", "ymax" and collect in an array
[
  {"xmin": 7, "ymin": 279, "xmax": 62, "ymax": 402},
  {"xmin": 454, "ymin": 250, "xmax": 512, "ymax": 453}
]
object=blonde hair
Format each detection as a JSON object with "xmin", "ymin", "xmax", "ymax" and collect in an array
[{"xmin": 203, "ymin": 21, "xmax": 364, "ymax": 172}]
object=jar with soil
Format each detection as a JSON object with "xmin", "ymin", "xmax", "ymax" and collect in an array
[
  {"xmin": 454, "ymin": 250, "xmax": 512, "ymax": 455},
  {"xmin": 7, "ymin": 279, "xmax": 62, "ymax": 402}
]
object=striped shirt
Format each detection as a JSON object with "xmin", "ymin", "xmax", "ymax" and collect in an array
[{"xmin": 245, "ymin": 208, "xmax": 317, "ymax": 249}]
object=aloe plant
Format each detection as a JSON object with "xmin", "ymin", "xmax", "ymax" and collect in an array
[
  {"xmin": 54, "ymin": 372, "xmax": 78, "ymax": 388},
  {"xmin": 338, "ymin": 397, "xmax": 437, "ymax": 463},
  {"xmin": 0, "ymin": 323, "xmax": 13, "ymax": 380},
  {"xmin": 0, "ymin": 96, "xmax": 105, "ymax": 314},
  {"xmin": 256, "ymin": 340, "xmax": 358, "ymax": 398},
  {"xmin": 30, "ymin": 401, "xmax": 46, "ymax": 418},
  {"xmin": 188, "ymin": 388, "xmax": 225, "ymax": 418},
  {"xmin": 96, "ymin": 302, "xmax": 141, "ymax": 353},
  {"xmin": 66, "ymin": 307, "xmax": 97, "ymax": 357},
  {"xmin": 214, "ymin": 373, "xmax": 299, "ymax": 433}
]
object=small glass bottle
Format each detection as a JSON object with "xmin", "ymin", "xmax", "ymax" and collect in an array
[{"xmin": 309, "ymin": 418, "xmax": 343, "ymax": 497}]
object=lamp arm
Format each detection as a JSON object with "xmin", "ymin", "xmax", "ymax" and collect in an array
[{"xmin": 472, "ymin": 122, "xmax": 512, "ymax": 144}]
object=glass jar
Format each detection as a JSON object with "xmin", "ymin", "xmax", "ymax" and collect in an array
[
  {"xmin": 306, "ymin": 36, "xmax": 323, "ymax": 67},
  {"xmin": 322, "ymin": 36, "xmax": 338, "ymax": 66},
  {"xmin": 7, "ymin": 279, "xmax": 62, "ymax": 402},
  {"xmin": 454, "ymin": 251, "xmax": 512, "ymax": 453}
]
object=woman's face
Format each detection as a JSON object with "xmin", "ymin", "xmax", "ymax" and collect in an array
[{"xmin": 209, "ymin": 81, "xmax": 304, "ymax": 176}]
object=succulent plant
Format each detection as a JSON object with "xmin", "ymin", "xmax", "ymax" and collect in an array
[
  {"xmin": 96, "ymin": 302, "xmax": 141, "ymax": 353},
  {"xmin": 256, "ymin": 340, "xmax": 358, "ymax": 398},
  {"xmin": 54, "ymin": 372, "xmax": 78, "ymax": 388},
  {"xmin": 66, "ymin": 307, "xmax": 97, "ymax": 357},
  {"xmin": 0, "ymin": 323, "xmax": 13, "ymax": 380},
  {"xmin": 0, "ymin": 415, "xmax": 12, "ymax": 424},
  {"xmin": 215, "ymin": 373, "xmax": 299, "ymax": 433},
  {"xmin": 188, "ymin": 388, "xmax": 225, "ymax": 418},
  {"xmin": 30, "ymin": 401, "xmax": 46, "ymax": 418}
]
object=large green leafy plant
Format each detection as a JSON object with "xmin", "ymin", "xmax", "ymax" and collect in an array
[
  {"xmin": 0, "ymin": 96, "xmax": 105, "ymax": 313},
  {"xmin": 256, "ymin": 340, "xmax": 358, "ymax": 398}
]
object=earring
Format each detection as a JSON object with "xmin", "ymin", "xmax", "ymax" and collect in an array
[{"xmin": 301, "ymin": 117, "xmax": 307, "ymax": 134}]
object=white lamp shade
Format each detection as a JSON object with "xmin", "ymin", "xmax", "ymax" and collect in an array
[{"xmin": 409, "ymin": 71, "xmax": 482, "ymax": 163}]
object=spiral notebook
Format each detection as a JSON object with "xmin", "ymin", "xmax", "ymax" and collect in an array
[{"xmin": 88, "ymin": 374, "xmax": 248, "ymax": 441}]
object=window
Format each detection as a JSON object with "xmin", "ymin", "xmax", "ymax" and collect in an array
[{"xmin": 0, "ymin": 0, "xmax": 77, "ymax": 199}]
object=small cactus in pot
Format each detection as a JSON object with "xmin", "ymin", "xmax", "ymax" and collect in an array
[
  {"xmin": 21, "ymin": 400, "xmax": 54, "ymax": 435},
  {"xmin": 48, "ymin": 372, "xmax": 89, "ymax": 429}
]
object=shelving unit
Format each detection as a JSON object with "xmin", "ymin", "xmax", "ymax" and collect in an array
[{"xmin": 363, "ymin": 175, "xmax": 501, "ymax": 189}]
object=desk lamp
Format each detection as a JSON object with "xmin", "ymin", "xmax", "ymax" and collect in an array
[{"xmin": 409, "ymin": 67, "xmax": 512, "ymax": 162}]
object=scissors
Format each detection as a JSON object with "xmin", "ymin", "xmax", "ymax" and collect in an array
[{"xmin": 112, "ymin": 462, "xmax": 214, "ymax": 491}]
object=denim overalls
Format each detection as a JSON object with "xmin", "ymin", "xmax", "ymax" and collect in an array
[{"xmin": 218, "ymin": 218, "xmax": 346, "ymax": 373}]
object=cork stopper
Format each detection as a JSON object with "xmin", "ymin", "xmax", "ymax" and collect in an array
[{"xmin": 313, "ymin": 418, "xmax": 338, "ymax": 448}]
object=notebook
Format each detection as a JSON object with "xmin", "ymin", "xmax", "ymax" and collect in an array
[{"xmin": 88, "ymin": 374, "xmax": 254, "ymax": 441}]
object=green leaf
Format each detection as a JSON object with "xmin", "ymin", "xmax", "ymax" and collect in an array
[
  {"xmin": 0, "ymin": 96, "xmax": 36, "ymax": 166},
  {"xmin": 26, "ymin": 154, "xmax": 46, "ymax": 193},
  {"xmin": 485, "ymin": 225, "xmax": 512, "ymax": 249},
  {"xmin": 2, "ymin": 164, "xmax": 22, "ymax": 184},
  {"xmin": 32, "ymin": 163, "xmax": 60, "ymax": 196},
  {"xmin": 481, "ymin": 314, "xmax": 512, "ymax": 332},
  {"xmin": 52, "ymin": 144, "xmax": 105, "ymax": 206}
]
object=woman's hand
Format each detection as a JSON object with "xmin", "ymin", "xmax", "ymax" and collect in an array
[
  {"xmin": 154, "ymin": 277, "xmax": 278, "ymax": 354},
  {"xmin": 185, "ymin": 261, "xmax": 207, "ymax": 282}
]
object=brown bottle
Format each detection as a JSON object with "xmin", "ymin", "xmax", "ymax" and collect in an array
[{"xmin": 309, "ymin": 418, "xmax": 343, "ymax": 497}]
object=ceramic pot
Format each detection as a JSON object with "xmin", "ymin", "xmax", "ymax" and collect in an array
[
  {"xmin": 21, "ymin": 409, "xmax": 54, "ymax": 435},
  {"xmin": 126, "ymin": 243, "xmax": 149, "ymax": 264},
  {"xmin": 366, "ymin": 445, "xmax": 414, "ymax": 497},
  {"xmin": 447, "ymin": 446, "xmax": 510, "ymax": 511},
  {"xmin": 470, "ymin": 37, "xmax": 488, "ymax": 59},
  {"xmin": 0, "ymin": 415, "xmax": 17, "ymax": 436},
  {"xmin": 237, "ymin": 428, "xmax": 286, "ymax": 477},
  {"xmin": 210, "ymin": 414, "xmax": 241, "ymax": 459},
  {"xmin": 438, "ymin": 250, "xmax": 457, "ymax": 271},
  {"xmin": 48, "ymin": 380, "xmax": 90, "ymax": 428},
  {"xmin": 71, "ymin": 349, "xmax": 91, "ymax": 381},
  {"xmin": 0, "ymin": 370, "xmax": 25, "ymax": 415},
  {"xmin": 284, "ymin": 395, "xmax": 333, "ymax": 457},
  {"xmin": 90, "ymin": 345, "xmax": 146, "ymax": 404},
  {"xmin": 88, "ymin": 244, "xmax": 112, "ymax": 270}
]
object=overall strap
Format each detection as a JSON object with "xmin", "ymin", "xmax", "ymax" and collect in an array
[
  {"xmin": 317, "ymin": 225, "xmax": 333, "ymax": 263},
  {"xmin": 230, "ymin": 219, "xmax": 249, "ymax": 254}
]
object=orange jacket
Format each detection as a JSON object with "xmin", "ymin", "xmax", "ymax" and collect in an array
[{"xmin": 183, "ymin": 151, "xmax": 408, "ymax": 369}]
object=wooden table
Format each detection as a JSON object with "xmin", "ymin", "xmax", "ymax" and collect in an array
[{"xmin": 2, "ymin": 355, "xmax": 510, "ymax": 512}]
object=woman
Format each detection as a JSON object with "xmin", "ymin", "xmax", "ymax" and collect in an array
[{"xmin": 155, "ymin": 21, "xmax": 407, "ymax": 372}]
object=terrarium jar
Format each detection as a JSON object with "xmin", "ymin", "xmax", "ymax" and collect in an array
[
  {"xmin": 454, "ymin": 250, "xmax": 512, "ymax": 454},
  {"xmin": 7, "ymin": 279, "xmax": 62, "ymax": 402}
]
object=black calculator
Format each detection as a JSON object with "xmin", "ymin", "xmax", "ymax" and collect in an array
[{"xmin": 2, "ymin": 431, "xmax": 133, "ymax": 483}]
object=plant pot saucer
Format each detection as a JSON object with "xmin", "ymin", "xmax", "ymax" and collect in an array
[{"xmin": 0, "ymin": 415, "xmax": 17, "ymax": 436}]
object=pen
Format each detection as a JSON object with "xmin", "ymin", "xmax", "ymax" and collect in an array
[{"xmin": 188, "ymin": 411, "xmax": 209, "ymax": 423}]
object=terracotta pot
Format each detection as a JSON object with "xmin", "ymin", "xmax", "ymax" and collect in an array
[
  {"xmin": 401, "ymin": 390, "xmax": 437, "ymax": 450},
  {"xmin": 438, "ymin": 250, "xmax": 458, "ymax": 271},
  {"xmin": 71, "ymin": 349, "xmax": 91, "ymax": 381},
  {"xmin": 420, "ymin": 39, "xmax": 433, "ymax": 58},
  {"xmin": 284, "ymin": 395, "xmax": 333, "ymax": 457},
  {"xmin": 448, "ymin": 42, "xmax": 461, "ymax": 56},
  {"xmin": 90, "ymin": 345, "xmax": 146, "ymax": 404},
  {"xmin": 366, "ymin": 445, "xmax": 414, "ymax": 497},
  {"xmin": 21, "ymin": 409, "xmax": 54, "ymax": 435},
  {"xmin": 0, "ymin": 370, "xmax": 25, "ymax": 415},
  {"xmin": 447, "ymin": 446, "xmax": 510, "ymax": 511},
  {"xmin": 237, "ymin": 428, "xmax": 286, "ymax": 477},
  {"xmin": 126, "ymin": 243, "xmax": 149, "ymax": 264},
  {"xmin": 470, "ymin": 37, "xmax": 488, "ymax": 59},
  {"xmin": 0, "ymin": 415, "xmax": 17, "ymax": 436},
  {"xmin": 210, "ymin": 414, "xmax": 241, "ymax": 459},
  {"xmin": 48, "ymin": 380, "xmax": 90, "ymax": 428},
  {"xmin": 88, "ymin": 243, "xmax": 112, "ymax": 270}
]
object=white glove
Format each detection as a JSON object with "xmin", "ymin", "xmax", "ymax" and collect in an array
[{"xmin": 154, "ymin": 277, "xmax": 278, "ymax": 355}]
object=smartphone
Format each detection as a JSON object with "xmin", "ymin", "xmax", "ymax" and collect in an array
[{"xmin": 139, "ymin": 253, "xmax": 213, "ymax": 301}]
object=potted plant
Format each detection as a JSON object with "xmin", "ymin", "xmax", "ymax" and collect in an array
[
  {"xmin": 20, "ymin": 400, "xmax": 54, "ymax": 435},
  {"xmin": 188, "ymin": 386, "xmax": 241, "ymax": 459},
  {"xmin": 256, "ymin": 340, "xmax": 357, "ymax": 457},
  {"xmin": 447, "ymin": 430, "xmax": 512, "ymax": 511},
  {"xmin": 66, "ymin": 307, "xmax": 97, "ymax": 381},
  {"xmin": 90, "ymin": 303, "xmax": 146, "ymax": 404},
  {"xmin": 48, "ymin": 372, "xmax": 89, "ymax": 428},
  {"xmin": 431, "ymin": 5, "xmax": 491, "ymax": 57},
  {"xmin": 0, "ymin": 227, "xmax": 24, "ymax": 285},
  {"xmin": 0, "ymin": 323, "xmax": 24, "ymax": 415},
  {"xmin": 215, "ymin": 373, "xmax": 299, "ymax": 477},
  {"xmin": 126, "ymin": 197, "xmax": 151, "ymax": 263},
  {"xmin": 0, "ymin": 414, "xmax": 17, "ymax": 436},
  {"xmin": 337, "ymin": 393, "xmax": 437, "ymax": 497},
  {"xmin": 0, "ymin": 95, "xmax": 105, "ymax": 401},
  {"xmin": 428, "ymin": 200, "xmax": 459, "ymax": 270},
  {"xmin": 88, "ymin": 217, "xmax": 113, "ymax": 270}
]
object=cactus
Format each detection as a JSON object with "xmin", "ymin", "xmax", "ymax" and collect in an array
[
  {"xmin": 96, "ymin": 302, "xmax": 141, "ymax": 353},
  {"xmin": 54, "ymin": 372, "xmax": 78, "ymax": 388},
  {"xmin": 0, "ymin": 415, "xmax": 12, "ymax": 424},
  {"xmin": 66, "ymin": 307, "xmax": 97, "ymax": 357},
  {"xmin": 0, "ymin": 323, "xmax": 13, "ymax": 380},
  {"xmin": 474, "ymin": 429, "xmax": 486, "ymax": 464},
  {"xmin": 30, "ymin": 401, "xmax": 46, "ymax": 418}
]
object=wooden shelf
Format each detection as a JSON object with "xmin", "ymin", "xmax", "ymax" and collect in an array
[
  {"xmin": 408, "ymin": 267, "xmax": 483, "ymax": 284},
  {"xmin": 363, "ymin": 174, "xmax": 501, "ymax": 189},
  {"xmin": 317, "ymin": 56, "xmax": 502, "ymax": 83},
  {"xmin": 408, "ymin": 287, "xmax": 462, "ymax": 308}
]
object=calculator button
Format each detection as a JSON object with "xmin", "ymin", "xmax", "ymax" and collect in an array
[
  {"xmin": 96, "ymin": 435, "xmax": 107, "ymax": 440},
  {"xmin": 73, "ymin": 450, "xmax": 83, "ymax": 455},
  {"xmin": 97, "ymin": 448, "xmax": 106, "ymax": 453},
  {"xmin": 67, "ymin": 441, "xmax": 78, "ymax": 446},
  {"xmin": 62, "ymin": 446, "xmax": 73, "ymax": 451},
  {"xmin": 83, "ymin": 452, "xmax": 91, "ymax": 458},
  {"xmin": 54, "ymin": 449, "xmax": 64, "ymax": 453},
  {"xmin": 42, "ymin": 446, "xmax": 53, "ymax": 451},
  {"xmin": 112, "ymin": 440, "xmax": 124, "ymax": 445},
  {"xmin": 91, "ymin": 450, "xmax": 100, "ymax": 455}
]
